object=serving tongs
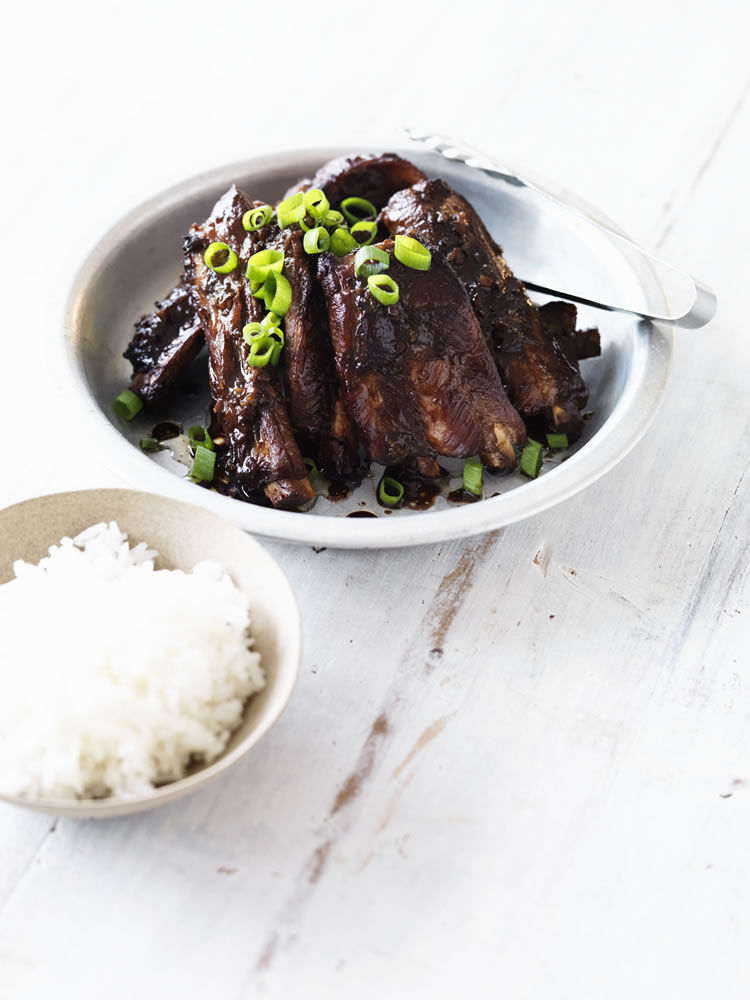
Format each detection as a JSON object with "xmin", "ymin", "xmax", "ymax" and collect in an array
[{"xmin": 405, "ymin": 127, "xmax": 716, "ymax": 329}]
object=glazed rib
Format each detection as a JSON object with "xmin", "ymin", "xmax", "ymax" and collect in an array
[
  {"xmin": 310, "ymin": 153, "xmax": 427, "ymax": 209},
  {"xmin": 383, "ymin": 178, "xmax": 589, "ymax": 433},
  {"xmin": 183, "ymin": 185, "xmax": 314, "ymax": 509},
  {"xmin": 124, "ymin": 282, "xmax": 203, "ymax": 405},
  {"xmin": 243, "ymin": 206, "xmax": 360, "ymax": 480},
  {"xmin": 318, "ymin": 240, "xmax": 526, "ymax": 473},
  {"xmin": 538, "ymin": 300, "xmax": 601, "ymax": 368}
]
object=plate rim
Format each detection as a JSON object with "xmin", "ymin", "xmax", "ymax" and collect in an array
[{"xmin": 62, "ymin": 146, "xmax": 674, "ymax": 549}]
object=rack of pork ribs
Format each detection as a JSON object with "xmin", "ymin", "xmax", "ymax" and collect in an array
[{"xmin": 123, "ymin": 153, "xmax": 601, "ymax": 511}]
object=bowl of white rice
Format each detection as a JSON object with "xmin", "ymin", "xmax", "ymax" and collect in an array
[{"xmin": 0, "ymin": 489, "xmax": 300, "ymax": 818}]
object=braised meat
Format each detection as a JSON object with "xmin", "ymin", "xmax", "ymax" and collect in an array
[
  {"xmin": 383, "ymin": 178, "xmax": 589, "ymax": 433},
  {"xmin": 184, "ymin": 185, "xmax": 314, "ymax": 509},
  {"xmin": 243, "ymin": 207, "xmax": 360, "ymax": 480},
  {"xmin": 310, "ymin": 153, "xmax": 427, "ymax": 209},
  {"xmin": 538, "ymin": 300, "xmax": 601, "ymax": 368},
  {"xmin": 318, "ymin": 240, "xmax": 526, "ymax": 473},
  {"xmin": 124, "ymin": 282, "xmax": 203, "ymax": 405}
]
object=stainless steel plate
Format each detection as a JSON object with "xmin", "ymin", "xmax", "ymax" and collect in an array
[{"xmin": 63, "ymin": 146, "xmax": 672, "ymax": 548}]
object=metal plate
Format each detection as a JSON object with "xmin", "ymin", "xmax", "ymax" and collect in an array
[{"xmin": 63, "ymin": 146, "xmax": 672, "ymax": 548}]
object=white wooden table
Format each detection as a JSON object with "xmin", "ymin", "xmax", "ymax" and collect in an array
[{"xmin": 1, "ymin": 2, "xmax": 748, "ymax": 996}]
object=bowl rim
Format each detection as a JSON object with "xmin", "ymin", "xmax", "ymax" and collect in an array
[
  {"xmin": 62, "ymin": 146, "xmax": 674, "ymax": 549},
  {"xmin": 0, "ymin": 487, "xmax": 301, "ymax": 818}
]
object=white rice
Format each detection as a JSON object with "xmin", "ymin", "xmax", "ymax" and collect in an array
[{"xmin": 0, "ymin": 521, "xmax": 264, "ymax": 801}]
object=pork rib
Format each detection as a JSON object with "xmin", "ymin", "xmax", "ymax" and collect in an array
[
  {"xmin": 124, "ymin": 282, "xmax": 203, "ymax": 406},
  {"xmin": 383, "ymin": 178, "xmax": 589, "ymax": 433},
  {"xmin": 243, "ymin": 206, "xmax": 360, "ymax": 481},
  {"xmin": 318, "ymin": 239, "xmax": 526, "ymax": 473},
  {"xmin": 310, "ymin": 153, "xmax": 427, "ymax": 209},
  {"xmin": 183, "ymin": 185, "xmax": 314, "ymax": 509}
]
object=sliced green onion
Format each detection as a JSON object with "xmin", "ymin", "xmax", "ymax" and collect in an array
[
  {"xmin": 303, "ymin": 457, "xmax": 319, "ymax": 482},
  {"xmin": 242, "ymin": 321, "xmax": 266, "ymax": 345},
  {"xmin": 266, "ymin": 326, "xmax": 284, "ymax": 365},
  {"xmin": 394, "ymin": 234, "xmax": 432, "ymax": 271},
  {"xmin": 351, "ymin": 220, "xmax": 378, "ymax": 246},
  {"xmin": 341, "ymin": 196, "xmax": 377, "ymax": 225},
  {"xmin": 245, "ymin": 248, "xmax": 285, "ymax": 284},
  {"xmin": 546, "ymin": 432, "xmax": 569, "ymax": 449},
  {"xmin": 191, "ymin": 444, "xmax": 216, "ymax": 482},
  {"xmin": 139, "ymin": 437, "xmax": 161, "ymax": 452},
  {"xmin": 463, "ymin": 457, "xmax": 483, "ymax": 496},
  {"xmin": 247, "ymin": 336, "xmax": 276, "ymax": 368},
  {"xmin": 303, "ymin": 188, "xmax": 330, "ymax": 221},
  {"xmin": 204, "ymin": 241, "xmax": 238, "ymax": 274},
  {"xmin": 367, "ymin": 273, "xmax": 399, "ymax": 306},
  {"xmin": 113, "ymin": 389, "xmax": 143, "ymax": 421},
  {"xmin": 303, "ymin": 226, "xmax": 330, "ymax": 255},
  {"xmin": 319, "ymin": 209, "xmax": 344, "ymax": 229},
  {"xmin": 262, "ymin": 270, "xmax": 292, "ymax": 315},
  {"xmin": 378, "ymin": 476, "xmax": 404, "ymax": 506},
  {"xmin": 276, "ymin": 192, "xmax": 305, "ymax": 228},
  {"xmin": 520, "ymin": 439, "xmax": 543, "ymax": 479},
  {"xmin": 330, "ymin": 227, "xmax": 359, "ymax": 257},
  {"xmin": 260, "ymin": 311, "xmax": 282, "ymax": 331},
  {"xmin": 354, "ymin": 244, "xmax": 389, "ymax": 278},
  {"xmin": 188, "ymin": 425, "xmax": 214, "ymax": 451},
  {"xmin": 242, "ymin": 204, "xmax": 273, "ymax": 232}
]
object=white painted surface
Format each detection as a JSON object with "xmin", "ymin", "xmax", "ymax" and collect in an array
[{"xmin": 0, "ymin": 1, "xmax": 748, "ymax": 997}]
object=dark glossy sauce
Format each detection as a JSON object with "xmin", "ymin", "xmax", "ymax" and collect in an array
[
  {"xmin": 404, "ymin": 480, "xmax": 441, "ymax": 511},
  {"xmin": 447, "ymin": 488, "xmax": 481, "ymax": 505},
  {"xmin": 347, "ymin": 510, "xmax": 378, "ymax": 518},
  {"xmin": 150, "ymin": 421, "xmax": 181, "ymax": 442},
  {"xmin": 327, "ymin": 480, "xmax": 352, "ymax": 502}
]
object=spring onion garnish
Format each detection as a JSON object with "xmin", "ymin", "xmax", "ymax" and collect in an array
[
  {"xmin": 463, "ymin": 457, "xmax": 483, "ymax": 496},
  {"xmin": 367, "ymin": 273, "xmax": 399, "ymax": 306},
  {"xmin": 546, "ymin": 432, "xmax": 569, "ymax": 449},
  {"xmin": 330, "ymin": 227, "xmax": 359, "ymax": 257},
  {"xmin": 276, "ymin": 192, "xmax": 305, "ymax": 228},
  {"xmin": 394, "ymin": 234, "xmax": 432, "ymax": 271},
  {"xmin": 266, "ymin": 326, "xmax": 284, "ymax": 365},
  {"xmin": 245, "ymin": 248, "xmax": 285, "ymax": 284},
  {"xmin": 351, "ymin": 220, "xmax": 378, "ymax": 246},
  {"xmin": 341, "ymin": 196, "xmax": 377, "ymax": 225},
  {"xmin": 319, "ymin": 209, "xmax": 344, "ymax": 229},
  {"xmin": 112, "ymin": 389, "xmax": 143, "ymax": 421},
  {"xmin": 303, "ymin": 188, "xmax": 330, "ymax": 221},
  {"xmin": 262, "ymin": 270, "xmax": 292, "ymax": 315},
  {"xmin": 354, "ymin": 245, "xmax": 389, "ymax": 279},
  {"xmin": 242, "ymin": 321, "xmax": 266, "ymax": 345},
  {"xmin": 204, "ymin": 241, "xmax": 238, "ymax": 274},
  {"xmin": 187, "ymin": 425, "xmax": 214, "ymax": 451},
  {"xmin": 303, "ymin": 457, "xmax": 319, "ymax": 482},
  {"xmin": 247, "ymin": 336, "xmax": 276, "ymax": 368},
  {"xmin": 303, "ymin": 226, "xmax": 330, "ymax": 255},
  {"xmin": 520, "ymin": 439, "xmax": 543, "ymax": 478},
  {"xmin": 378, "ymin": 476, "xmax": 404, "ymax": 506},
  {"xmin": 139, "ymin": 437, "xmax": 161, "ymax": 452},
  {"xmin": 260, "ymin": 311, "xmax": 282, "ymax": 331},
  {"xmin": 242, "ymin": 204, "xmax": 272, "ymax": 232},
  {"xmin": 191, "ymin": 444, "xmax": 216, "ymax": 482}
]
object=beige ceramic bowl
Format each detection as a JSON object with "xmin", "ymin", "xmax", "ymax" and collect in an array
[{"xmin": 0, "ymin": 489, "xmax": 300, "ymax": 818}]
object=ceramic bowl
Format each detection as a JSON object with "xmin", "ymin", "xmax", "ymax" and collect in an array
[{"xmin": 0, "ymin": 488, "xmax": 300, "ymax": 818}]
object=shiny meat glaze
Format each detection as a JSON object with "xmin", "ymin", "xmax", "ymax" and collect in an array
[
  {"xmin": 383, "ymin": 178, "xmax": 589, "ymax": 433},
  {"xmin": 184, "ymin": 185, "xmax": 314, "ymax": 509},
  {"xmin": 310, "ymin": 153, "xmax": 427, "ymax": 209},
  {"xmin": 124, "ymin": 282, "xmax": 203, "ymax": 405},
  {"xmin": 244, "ymin": 208, "xmax": 360, "ymax": 480},
  {"xmin": 319, "ymin": 240, "xmax": 526, "ymax": 472}
]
